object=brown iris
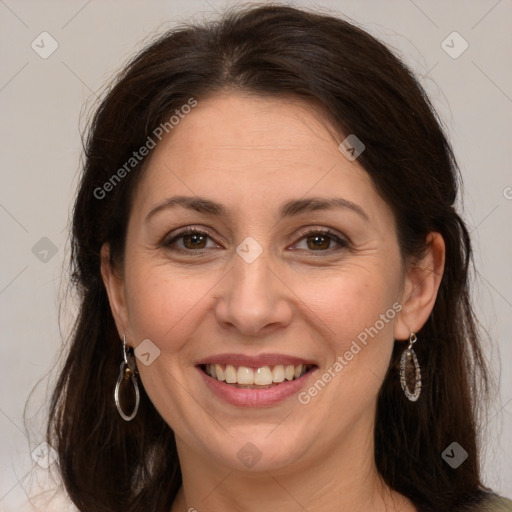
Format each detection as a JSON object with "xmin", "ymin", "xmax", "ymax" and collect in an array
[
  {"xmin": 183, "ymin": 233, "xmax": 208, "ymax": 249},
  {"xmin": 306, "ymin": 234, "xmax": 331, "ymax": 250}
]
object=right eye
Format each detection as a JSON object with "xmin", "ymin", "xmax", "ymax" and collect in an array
[{"xmin": 162, "ymin": 227, "xmax": 221, "ymax": 253}]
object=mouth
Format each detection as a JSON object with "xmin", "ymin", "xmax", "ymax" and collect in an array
[
  {"xmin": 196, "ymin": 358, "xmax": 318, "ymax": 407},
  {"xmin": 200, "ymin": 363, "xmax": 316, "ymax": 389}
]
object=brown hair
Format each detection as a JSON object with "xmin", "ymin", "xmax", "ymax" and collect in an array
[{"xmin": 47, "ymin": 4, "xmax": 493, "ymax": 511}]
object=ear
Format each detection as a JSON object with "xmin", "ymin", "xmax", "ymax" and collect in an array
[
  {"xmin": 394, "ymin": 232, "xmax": 445, "ymax": 340},
  {"xmin": 100, "ymin": 243, "xmax": 129, "ymax": 340}
]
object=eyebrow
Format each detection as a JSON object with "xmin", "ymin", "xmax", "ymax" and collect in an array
[{"xmin": 145, "ymin": 195, "xmax": 370, "ymax": 223}]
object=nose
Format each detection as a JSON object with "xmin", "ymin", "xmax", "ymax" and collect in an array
[{"xmin": 214, "ymin": 251, "xmax": 294, "ymax": 338}]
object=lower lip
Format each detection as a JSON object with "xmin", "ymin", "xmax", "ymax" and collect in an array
[{"xmin": 197, "ymin": 366, "xmax": 317, "ymax": 407}]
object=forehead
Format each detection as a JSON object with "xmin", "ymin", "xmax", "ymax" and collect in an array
[
  {"xmin": 158, "ymin": 93, "xmax": 342, "ymax": 167},
  {"xmin": 132, "ymin": 93, "xmax": 391, "ymax": 227}
]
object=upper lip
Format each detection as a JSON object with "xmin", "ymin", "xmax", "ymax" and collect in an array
[{"xmin": 195, "ymin": 353, "xmax": 317, "ymax": 368}]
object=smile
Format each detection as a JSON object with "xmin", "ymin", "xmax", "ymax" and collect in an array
[
  {"xmin": 196, "ymin": 356, "xmax": 318, "ymax": 406},
  {"xmin": 202, "ymin": 363, "xmax": 313, "ymax": 388}
]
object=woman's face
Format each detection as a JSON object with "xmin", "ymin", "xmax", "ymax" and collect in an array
[{"xmin": 106, "ymin": 93, "xmax": 415, "ymax": 473}]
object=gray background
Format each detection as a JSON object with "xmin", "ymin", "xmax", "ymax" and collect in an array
[{"xmin": 1, "ymin": 0, "xmax": 511, "ymax": 509}]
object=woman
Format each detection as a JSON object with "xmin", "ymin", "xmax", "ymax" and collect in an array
[{"xmin": 43, "ymin": 4, "xmax": 511, "ymax": 511}]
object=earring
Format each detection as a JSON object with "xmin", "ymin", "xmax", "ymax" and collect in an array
[
  {"xmin": 399, "ymin": 332, "xmax": 422, "ymax": 402},
  {"xmin": 114, "ymin": 334, "xmax": 140, "ymax": 421}
]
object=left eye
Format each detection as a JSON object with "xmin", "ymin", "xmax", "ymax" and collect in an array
[{"xmin": 292, "ymin": 230, "xmax": 348, "ymax": 252}]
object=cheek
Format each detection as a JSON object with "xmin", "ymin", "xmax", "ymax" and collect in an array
[
  {"xmin": 303, "ymin": 263, "xmax": 400, "ymax": 349},
  {"xmin": 122, "ymin": 259, "xmax": 219, "ymax": 425},
  {"xmin": 124, "ymin": 258, "xmax": 215, "ymax": 346},
  {"xmin": 296, "ymin": 261, "xmax": 402, "ymax": 414},
  {"xmin": 295, "ymin": 278, "xmax": 397, "ymax": 423}
]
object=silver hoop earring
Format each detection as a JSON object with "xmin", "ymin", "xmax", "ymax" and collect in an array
[
  {"xmin": 114, "ymin": 334, "xmax": 140, "ymax": 421},
  {"xmin": 399, "ymin": 332, "xmax": 422, "ymax": 402}
]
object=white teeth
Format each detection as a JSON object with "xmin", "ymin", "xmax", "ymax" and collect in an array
[
  {"xmin": 272, "ymin": 364, "xmax": 285, "ymax": 383},
  {"xmin": 285, "ymin": 365, "xmax": 295, "ymax": 381},
  {"xmin": 215, "ymin": 364, "xmax": 225, "ymax": 381},
  {"xmin": 237, "ymin": 366, "xmax": 254, "ymax": 385},
  {"xmin": 225, "ymin": 364, "xmax": 237, "ymax": 383},
  {"xmin": 254, "ymin": 366, "xmax": 273, "ymax": 385},
  {"xmin": 205, "ymin": 363, "xmax": 311, "ymax": 386}
]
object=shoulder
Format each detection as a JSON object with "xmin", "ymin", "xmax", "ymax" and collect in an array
[
  {"xmin": 467, "ymin": 494, "xmax": 512, "ymax": 512},
  {"xmin": 482, "ymin": 495, "xmax": 512, "ymax": 512},
  {"xmin": 417, "ymin": 494, "xmax": 512, "ymax": 512}
]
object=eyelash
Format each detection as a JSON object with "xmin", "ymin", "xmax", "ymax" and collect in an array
[{"xmin": 162, "ymin": 226, "xmax": 349, "ymax": 255}]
